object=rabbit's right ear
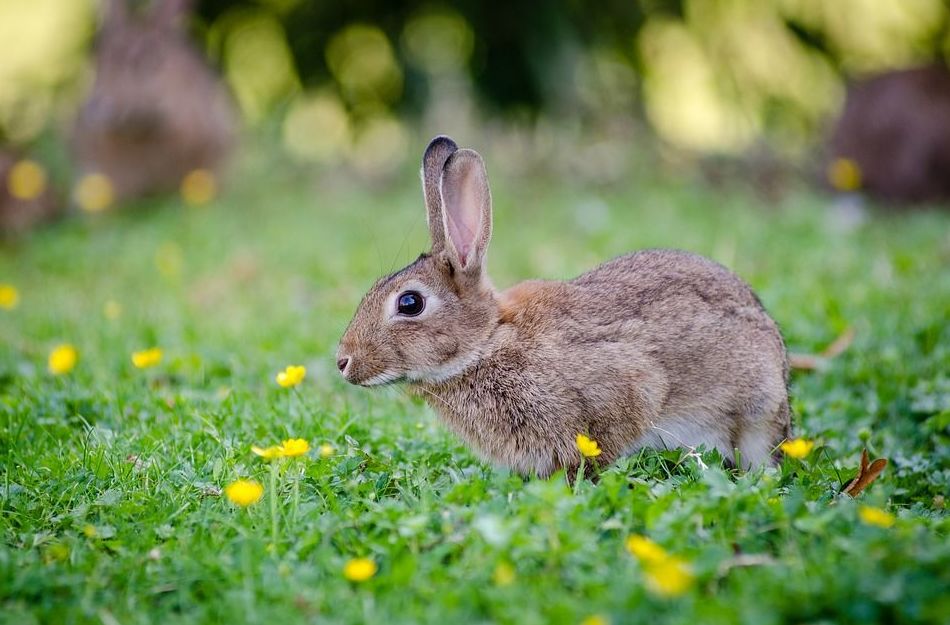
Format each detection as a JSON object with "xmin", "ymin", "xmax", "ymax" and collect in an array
[
  {"xmin": 421, "ymin": 136, "xmax": 458, "ymax": 251},
  {"xmin": 439, "ymin": 148, "xmax": 492, "ymax": 273}
]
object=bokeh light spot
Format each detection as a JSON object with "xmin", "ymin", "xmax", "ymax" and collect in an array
[
  {"xmin": 327, "ymin": 25, "xmax": 403, "ymax": 106},
  {"xmin": 180, "ymin": 169, "xmax": 217, "ymax": 206},
  {"xmin": 217, "ymin": 10, "xmax": 300, "ymax": 122},
  {"xmin": 827, "ymin": 158, "xmax": 863, "ymax": 191},
  {"xmin": 74, "ymin": 174, "xmax": 115, "ymax": 213},
  {"xmin": 639, "ymin": 18, "xmax": 756, "ymax": 152},
  {"xmin": 0, "ymin": 0, "xmax": 89, "ymax": 142},
  {"xmin": 7, "ymin": 160, "xmax": 47, "ymax": 200},
  {"xmin": 282, "ymin": 91, "xmax": 350, "ymax": 162},
  {"xmin": 402, "ymin": 9, "xmax": 474, "ymax": 75},
  {"xmin": 347, "ymin": 114, "xmax": 409, "ymax": 177}
]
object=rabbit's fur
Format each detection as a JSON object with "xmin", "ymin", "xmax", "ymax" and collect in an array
[
  {"xmin": 338, "ymin": 137, "xmax": 790, "ymax": 478},
  {"xmin": 72, "ymin": 0, "xmax": 236, "ymax": 201}
]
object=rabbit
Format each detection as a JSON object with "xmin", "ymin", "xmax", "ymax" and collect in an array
[
  {"xmin": 1, "ymin": 150, "xmax": 61, "ymax": 236},
  {"xmin": 828, "ymin": 64, "xmax": 950, "ymax": 205},
  {"xmin": 71, "ymin": 0, "xmax": 237, "ymax": 202},
  {"xmin": 337, "ymin": 136, "xmax": 791, "ymax": 478}
]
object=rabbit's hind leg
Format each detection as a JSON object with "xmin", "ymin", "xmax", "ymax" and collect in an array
[{"xmin": 735, "ymin": 397, "xmax": 790, "ymax": 468}]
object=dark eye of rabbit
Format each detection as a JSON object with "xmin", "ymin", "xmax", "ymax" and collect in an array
[{"xmin": 397, "ymin": 291, "xmax": 425, "ymax": 316}]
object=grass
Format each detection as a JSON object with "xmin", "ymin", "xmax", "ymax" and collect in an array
[{"xmin": 1, "ymin": 150, "xmax": 948, "ymax": 625}]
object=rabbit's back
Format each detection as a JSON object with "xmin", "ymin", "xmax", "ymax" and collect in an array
[{"xmin": 572, "ymin": 249, "xmax": 763, "ymax": 315}]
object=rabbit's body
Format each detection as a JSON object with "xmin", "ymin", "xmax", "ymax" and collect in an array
[
  {"xmin": 72, "ymin": 0, "xmax": 236, "ymax": 201},
  {"xmin": 338, "ymin": 137, "xmax": 790, "ymax": 477}
]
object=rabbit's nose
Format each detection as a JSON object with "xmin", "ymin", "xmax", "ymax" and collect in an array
[{"xmin": 337, "ymin": 357, "xmax": 350, "ymax": 373}]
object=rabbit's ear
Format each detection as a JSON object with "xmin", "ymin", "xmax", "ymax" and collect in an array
[
  {"xmin": 421, "ymin": 136, "xmax": 458, "ymax": 251},
  {"xmin": 439, "ymin": 148, "xmax": 492, "ymax": 273},
  {"xmin": 151, "ymin": 0, "xmax": 192, "ymax": 29}
]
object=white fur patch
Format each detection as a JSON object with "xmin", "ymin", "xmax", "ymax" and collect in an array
[
  {"xmin": 630, "ymin": 414, "xmax": 777, "ymax": 468},
  {"xmin": 736, "ymin": 428, "xmax": 777, "ymax": 468},
  {"xmin": 406, "ymin": 350, "xmax": 480, "ymax": 384},
  {"xmin": 630, "ymin": 414, "xmax": 733, "ymax": 461},
  {"xmin": 361, "ymin": 371, "xmax": 402, "ymax": 386}
]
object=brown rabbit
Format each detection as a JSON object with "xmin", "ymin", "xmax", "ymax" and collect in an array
[
  {"xmin": 337, "ymin": 137, "xmax": 791, "ymax": 478},
  {"xmin": 72, "ymin": 0, "xmax": 236, "ymax": 201},
  {"xmin": 828, "ymin": 64, "xmax": 950, "ymax": 205}
]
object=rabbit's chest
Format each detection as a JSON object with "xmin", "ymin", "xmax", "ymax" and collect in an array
[{"xmin": 417, "ymin": 369, "xmax": 584, "ymax": 476}]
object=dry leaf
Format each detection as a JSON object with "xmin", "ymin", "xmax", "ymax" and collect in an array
[
  {"xmin": 842, "ymin": 449, "xmax": 888, "ymax": 497},
  {"xmin": 790, "ymin": 327, "xmax": 855, "ymax": 371}
]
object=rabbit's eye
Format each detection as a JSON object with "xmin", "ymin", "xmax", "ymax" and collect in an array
[{"xmin": 397, "ymin": 291, "xmax": 425, "ymax": 316}]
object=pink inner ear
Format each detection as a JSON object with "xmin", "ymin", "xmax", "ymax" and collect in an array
[{"xmin": 445, "ymin": 169, "xmax": 481, "ymax": 267}]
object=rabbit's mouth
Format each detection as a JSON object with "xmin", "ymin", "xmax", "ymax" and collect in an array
[{"xmin": 356, "ymin": 371, "xmax": 404, "ymax": 387}]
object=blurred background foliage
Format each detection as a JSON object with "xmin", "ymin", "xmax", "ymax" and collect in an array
[{"xmin": 1, "ymin": 0, "xmax": 949, "ymax": 178}]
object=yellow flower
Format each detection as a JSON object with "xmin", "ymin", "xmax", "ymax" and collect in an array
[
  {"xmin": 251, "ymin": 445, "xmax": 283, "ymax": 460},
  {"xmin": 276, "ymin": 365, "xmax": 306, "ymax": 388},
  {"xmin": 343, "ymin": 557, "xmax": 377, "ymax": 582},
  {"xmin": 580, "ymin": 615, "xmax": 610, "ymax": 625},
  {"xmin": 48, "ymin": 344, "xmax": 78, "ymax": 375},
  {"xmin": 225, "ymin": 479, "xmax": 264, "ymax": 507},
  {"xmin": 626, "ymin": 534, "xmax": 695, "ymax": 597},
  {"xmin": 492, "ymin": 562, "xmax": 516, "ymax": 586},
  {"xmin": 858, "ymin": 505, "xmax": 896, "ymax": 528},
  {"xmin": 7, "ymin": 160, "xmax": 47, "ymax": 200},
  {"xmin": 827, "ymin": 158, "xmax": 862, "ymax": 192},
  {"xmin": 131, "ymin": 348, "xmax": 163, "ymax": 369},
  {"xmin": 83, "ymin": 524, "xmax": 98, "ymax": 538},
  {"xmin": 576, "ymin": 433, "xmax": 602, "ymax": 458},
  {"xmin": 280, "ymin": 438, "xmax": 310, "ymax": 457},
  {"xmin": 103, "ymin": 300, "xmax": 122, "ymax": 320},
  {"xmin": 252, "ymin": 439, "xmax": 309, "ymax": 459},
  {"xmin": 180, "ymin": 169, "xmax": 217, "ymax": 206},
  {"xmin": 74, "ymin": 173, "xmax": 114, "ymax": 213},
  {"xmin": 625, "ymin": 535, "xmax": 668, "ymax": 564},
  {"xmin": 644, "ymin": 556, "xmax": 695, "ymax": 597},
  {"xmin": 319, "ymin": 443, "xmax": 335, "ymax": 458},
  {"xmin": 0, "ymin": 284, "xmax": 19, "ymax": 310},
  {"xmin": 780, "ymin": 438, "xmax": 814, "ymax": 459}
]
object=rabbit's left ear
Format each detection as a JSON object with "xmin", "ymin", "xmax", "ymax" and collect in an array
[
  {"xmin": 151, "ymin": 0, "xmax": 192, "ymax": 28},
  {"xmin": 421, "ymin": 136, "xmax": 458, "ymax": 252},
  {"xmin": 439, "ymin": 148, "xmax": 492, "ymax": 273}
]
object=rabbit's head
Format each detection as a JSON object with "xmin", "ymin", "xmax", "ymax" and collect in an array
[
  {"xmin": 338, "ymin": 137, "xmax": 499, "ymax": 386},
  {"xmin": 83, "ymin": 0, "xmax": 203, "ymax": 138}
]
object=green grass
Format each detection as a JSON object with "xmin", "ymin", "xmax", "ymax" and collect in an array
[{"xmin": 1, "ymin": 153, "xmax": 948, "ymax": 625}]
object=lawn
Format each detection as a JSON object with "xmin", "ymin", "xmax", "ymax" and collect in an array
[{"xmin": 1, "ymin": 151, "xmax": 948, "ymax": 625}]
